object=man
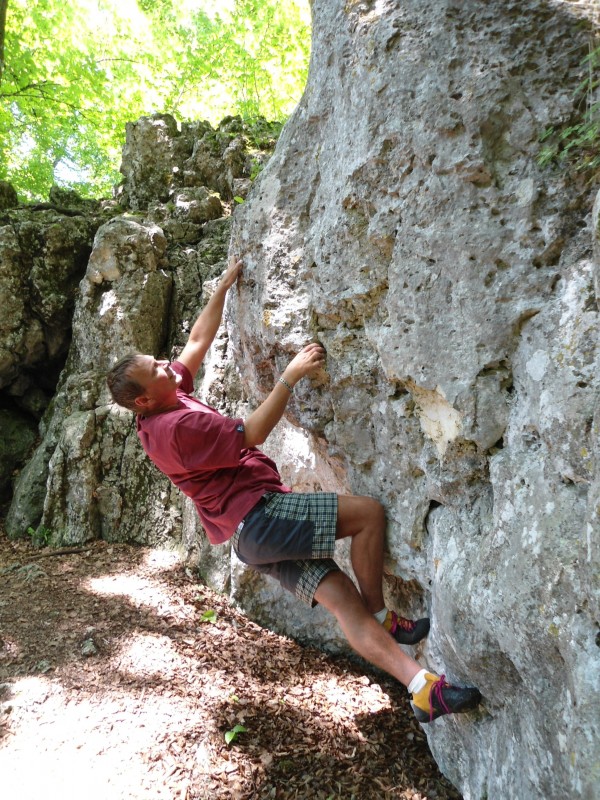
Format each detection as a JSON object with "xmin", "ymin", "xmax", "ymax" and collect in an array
[{"xmin": 107, "ymin": 255, "xmax": 481, "ymax": 723}]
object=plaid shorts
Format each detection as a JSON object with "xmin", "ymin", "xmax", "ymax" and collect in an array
[{"xmin": 231, "ymin": 491, "xmax": 340, "ymax": 607}]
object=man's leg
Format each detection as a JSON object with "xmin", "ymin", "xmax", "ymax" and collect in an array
[
  {"xmin": 313, "ymin": 569, "xmax": 482, "ymax": 722},
  {"xmin": 335, "ymin": 495, "xmax": 387, "ymax": 612},
  {"xmin": 336, "ymin": 494, "xmax": 429, "ymax": 646},
  {"xmin": 313, "ymin": 570, "xmax": 421, "ymax": 685},
  {"xmin": 234, "ymin": 493, "xmax": 481, "ymax": 722}
]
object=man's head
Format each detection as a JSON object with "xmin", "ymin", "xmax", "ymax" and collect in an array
[{"xmin": 107, "ymin": 354, "xmax": 182, "ymax": 414}]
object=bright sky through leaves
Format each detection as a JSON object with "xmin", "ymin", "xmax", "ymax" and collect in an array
[{"xmin": 0, "ymin": 0, "xmax": 311, "ymax": 200}]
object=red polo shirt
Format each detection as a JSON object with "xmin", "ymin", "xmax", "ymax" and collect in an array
[{"xmin": 136, "ymin": 361, "xmax": 289, "ymax": 544}]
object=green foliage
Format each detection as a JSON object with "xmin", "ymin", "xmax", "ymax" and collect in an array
[
  {"xmin": 538, "ymin": 42, "xmax": 600, "ymax": 183},
  {"xmin": 26, "ymin": 525, "xmax": 52, "ymax": 546},
  {"xmin": 1, "ymin": 0, "xmax": 310, "ymax": 201},
  {"xmin": 224, "ymin": 723, "xmax": 247, "ymax": 745},
  {"xmin": 200, "ymin": 609, "xmax": 217, "ymax": 623}
]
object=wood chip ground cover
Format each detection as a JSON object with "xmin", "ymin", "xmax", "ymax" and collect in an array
[{"xmin": 0, "ymin": 532, "xmax": 461, "ymax": 800}]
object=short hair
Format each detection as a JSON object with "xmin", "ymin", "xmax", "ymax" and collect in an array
[{"xmin": 106, "ymin": 354, "xmax": 145, "ymax": 412}]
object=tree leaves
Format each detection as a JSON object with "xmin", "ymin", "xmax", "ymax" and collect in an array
[{"xmin": 0, "ymin": 0, "xmax": 310, "ymax": 201}]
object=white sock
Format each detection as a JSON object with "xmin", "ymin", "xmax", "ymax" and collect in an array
[
  {"xmin": 407, "ymin": 668, "xmax": 429, "ymax": 695},
  {"xmin": 374, "ymin": 607, "xmax": 388, "ymax": 624}
]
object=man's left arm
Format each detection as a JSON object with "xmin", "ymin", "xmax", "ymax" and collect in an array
[{"xmin": 178, "ymin": 255, "xmax": 243, "ymax": 379}]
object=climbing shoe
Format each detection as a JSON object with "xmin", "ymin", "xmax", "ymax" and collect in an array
[
  {"xmin": 384, "ymin": 610, "xmax": 430, "ymax": 645},
  {"xmin": 411, "ymin": 672, "xmax": 482, "ymax": 723}
]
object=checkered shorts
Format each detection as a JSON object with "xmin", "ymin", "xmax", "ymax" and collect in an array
[{"xmin": 232, "ymin": 491, "xmax": 340, "ymax": 606}]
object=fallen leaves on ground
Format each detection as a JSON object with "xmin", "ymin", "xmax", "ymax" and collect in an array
[{"xmin": 0, "ymin": 532, "xmax": 461, "ymax": 800}]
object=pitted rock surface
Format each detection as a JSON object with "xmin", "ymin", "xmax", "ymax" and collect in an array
[{"xmin": 221, "ymin": 2, "xmax": 600, "ymax": 798}]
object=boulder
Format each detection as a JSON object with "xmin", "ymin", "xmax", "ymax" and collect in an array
[
  {"xmin": 118, "ymin": 114, "xmax": 271, "ymax": 211},
  {"xmin": 0, "ymin": 409, "xmax": 37, "ymax": 505},
  {"xmin": 212, "ymin": 1, "xmax": 599, "ymax": 797},
  {"xmin": 0, "ymin": 205, "xmax": 106, "ymax": 417},
  {"xmin": 0, "ymin": 181, "xmax": 18, "ymax": 210}
]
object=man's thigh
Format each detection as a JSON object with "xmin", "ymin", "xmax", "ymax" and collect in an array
[
  {"xmin": 248, "ymin": 557, "xmax": 339, "ymax": 607},
  {"xmin": 335, "ymin": 495, "xmax": 386, "ymax": 540},
  {"xmin": 234, "ymin": 491, "xmax": 338, "ymax": 564},
  {"xmin": 231, "ymin": 492, "xmax": 341, "ymax": 607}
]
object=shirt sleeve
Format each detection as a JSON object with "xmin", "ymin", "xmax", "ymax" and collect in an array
[
  {"xmin": 173, "ymin": 410, "xmax": 245, "ymax": 470},
  {"xmin": 171, "ymin": 360, "xmax": 193, "ymax": 393}
]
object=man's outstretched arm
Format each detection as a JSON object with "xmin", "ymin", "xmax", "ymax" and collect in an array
[
  {"xmin": 178, "ymin": 255, "xmax": 243, "ymax": 379},
  {"xmin": 243, "ymin": 343, "xmax": 325, "ymax": 448}
]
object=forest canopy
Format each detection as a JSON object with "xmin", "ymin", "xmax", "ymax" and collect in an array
[{"xmin": 0, "ymin": 0, "xmax": 311, "ymax": 201}]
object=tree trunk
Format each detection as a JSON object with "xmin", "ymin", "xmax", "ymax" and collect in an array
[{"xmin": 0, "ymin": 0, "xmax": 8, "ymax": 86}]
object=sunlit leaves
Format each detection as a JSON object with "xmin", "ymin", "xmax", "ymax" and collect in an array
[
  {"xmin": 224, "ymin": 723, "xmax": 247, "ymax": 745},
  {"xmin": 0, "ymin": 0, "xmax": 310, "ymax": 200}
]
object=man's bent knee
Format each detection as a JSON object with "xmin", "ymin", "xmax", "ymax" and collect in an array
[
  {"xmin": 313, "ymin": 570, "xmax": 362, "ymax": 613},
  {"xmin": 336, "ymin": 495, "xmax": 386, "ymax": 539},
  {"xmin": 368, "ymin": 497, "xmax": 386, "ymax": 529}
]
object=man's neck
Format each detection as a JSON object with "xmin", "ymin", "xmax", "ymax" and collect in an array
[{"xmin": 140, "ymin": 399, "xmax": 180, "ymax": 417}]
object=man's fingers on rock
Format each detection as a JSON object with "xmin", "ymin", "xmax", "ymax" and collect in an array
[{"xmin": 304, "ymin": 342, "xmax": 325, "ymax": 353}]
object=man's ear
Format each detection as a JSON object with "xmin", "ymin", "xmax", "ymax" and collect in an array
[{"xmin": 134, "ymin": 394, "xmax": 151, "ymax": 411}]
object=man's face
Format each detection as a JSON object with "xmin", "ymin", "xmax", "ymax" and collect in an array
[{"xmin": 129, "ymin": 355, "xmax": 182, "ymax": 410}]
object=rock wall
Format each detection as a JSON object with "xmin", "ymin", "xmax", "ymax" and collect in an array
[
  {"xmin": 0, "ymin": 188, "xmax": 113, "ymax": 507},
  {"xmin": 221, "ymin": 1, "xmax": 600, "ymax": 798},
  {"xmin": 5, "ymin": 116, "xmax": 277, "ymax": 556}
]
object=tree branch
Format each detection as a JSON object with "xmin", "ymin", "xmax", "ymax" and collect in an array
[
  {"xmin": 0, "ymin": 78, "xmax": 61, "ymax": 97},
  {"xmin": 0, "ymin": 79, "xmax": 96, "ymax": 121},
  {"xmin": 96, "ymin": 57, "xmax": 145, "ymax": 65}
]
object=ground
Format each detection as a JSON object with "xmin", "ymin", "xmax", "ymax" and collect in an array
[{"xmin": 0, "ymin": 531, "xmax": 461, "ymax": 800}]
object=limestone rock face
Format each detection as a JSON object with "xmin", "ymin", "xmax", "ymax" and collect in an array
[
  {"xmin": 0, "ymin": 203, "xmax": 106, "ymax": 417},
  {"xmin": 0, "ymin": 197, "xmax": 113, "ymax": 503},
  {"xmin": 5, "ymin": 118, "xmax": 276, "ymax": 555},
  {"xmin": 118, "ymin": 114, "xmax": 272, "ymax": 211},
  {"xmin": 5, "ymin": 216, "xmax": 177, "ymax": 543},
  {"xmin": 216, "ymin": 2, "xmax": 599, "ymax": 798}
]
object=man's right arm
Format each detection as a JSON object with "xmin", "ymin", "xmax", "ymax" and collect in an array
[
  {"xmin": 242, "ymin": 343, "xmax": 325, "ymax": 448},
  {"xmin": 178, "ymin": 255, "xmax": 243, "ymax": 380}
]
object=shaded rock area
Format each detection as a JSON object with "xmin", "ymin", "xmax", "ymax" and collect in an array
[
  {"xmin": 0, "ymin": 181, "xmax": 18, "ymax": 211},
  {"xmin": 0, "ymin": 4, "xmax": 599, "ymax": 800},
  {"xmin": 0, "ymin": 410, "xmax": 37, "ymax": 505},
  {"xmin": 0, "ymin": 197, "xmax": 109, "ymax": 415},
  {"xmin": 4, "ymin": 115, "xmax": 280, "ymax": 551},
  {"xmin": 0, "ymin": 192, "xmax": 116, "ymax": 508}
]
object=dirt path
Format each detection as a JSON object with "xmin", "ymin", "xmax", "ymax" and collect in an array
[{"xmin": 0, "ymin": 533, "xmax": 461, "ymax": 800}]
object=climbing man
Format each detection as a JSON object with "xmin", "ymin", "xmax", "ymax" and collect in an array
[{"xmin": 106, "ymin": 254, "xmax": 481, "ymax": 723}]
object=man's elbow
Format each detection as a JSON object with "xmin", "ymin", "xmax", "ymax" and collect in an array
[{"xmin": 242, "ymin": 426, "xmax": 265, "ymax": 448}]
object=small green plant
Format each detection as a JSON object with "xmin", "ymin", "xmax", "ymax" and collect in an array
[
  {"xmin": 26, "ymin": 525, "xmax": 52, "ymax": 546},
  {"xmin": 249, "ymin": 158, "xmax": 265, "ymax": 180},
  {"xmin": 200, "ymin": 609, "xmax": 217, "ymax": 623},
  {"xmin": 224, "ymin": 724, "xmax": 247, "ymax": 745},
  {"xmin": 538, "ymin": 41, "xmax": 600, "ymax": 183}
]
